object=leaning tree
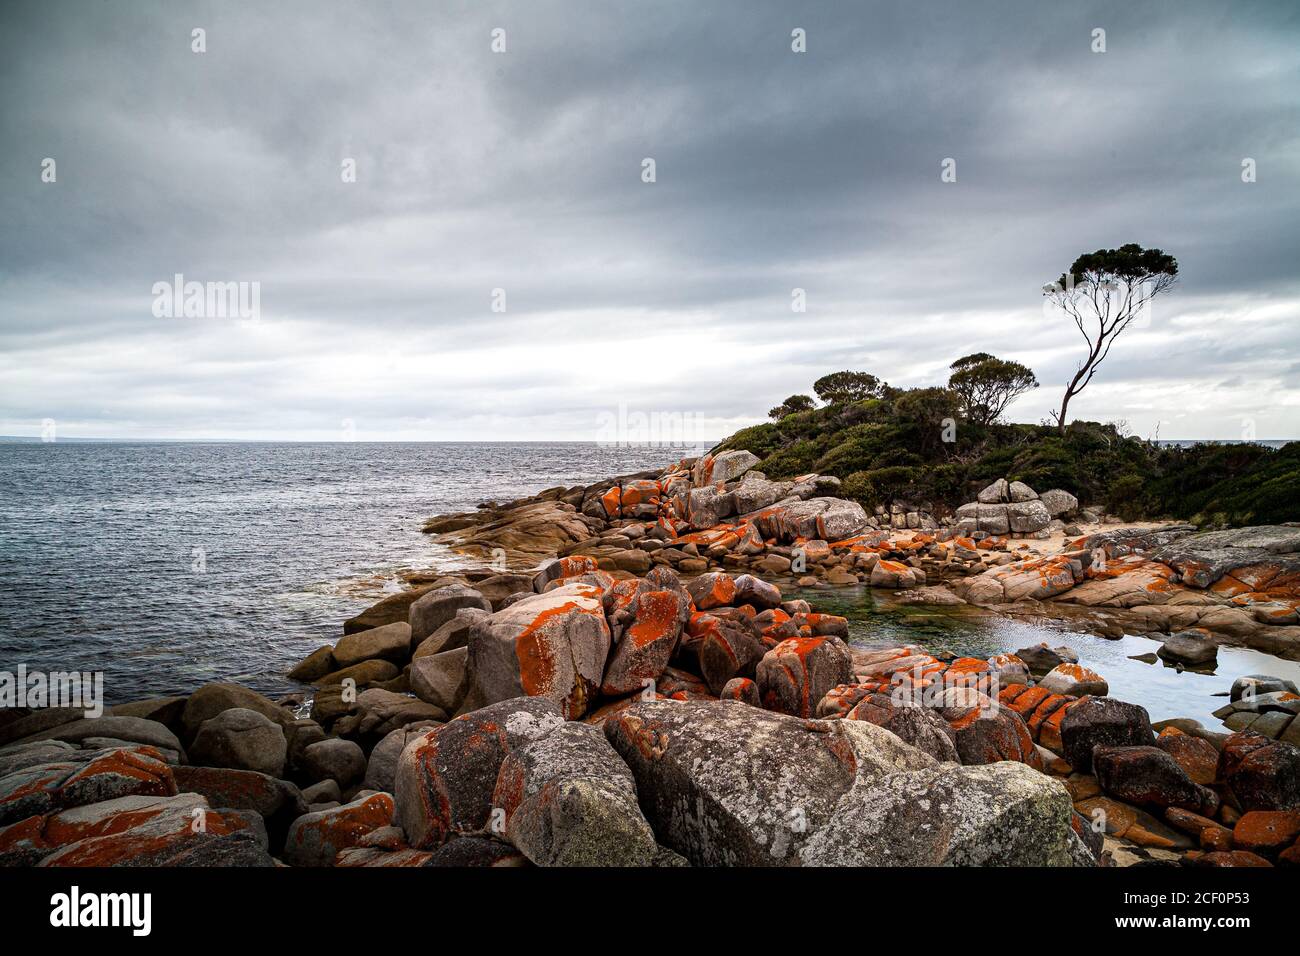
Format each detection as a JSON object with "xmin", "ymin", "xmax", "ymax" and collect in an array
[{"xmin": 1043, "ymin": 243, "xmax": 1178, "ymax": 434}]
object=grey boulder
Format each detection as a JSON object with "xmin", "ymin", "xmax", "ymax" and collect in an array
[
  {"xmin": 332, "ymin": 621, "xmax": 412, "ymax": 668},
  {"xmin": 410, "ymin": 646, "xmax": 470, "ymax": 713},
  {"xmin": 798, "ymin": 761, "xmax": 1079, "ymax": 866},
  {"xmin": 409, "ymin": 585, "xmax": 492, "ymax": 644},
  {"xmin": 301, "ymin": 738, "xmax": 367, "ymax": 787},
  {"xmin": 603, "ymin": 699, "xmax": 934, "ymax": 866},
  {"xmin": 494, "ymin": 722, "xmax": 658, "ymax": 866},
  {"xmin": 1158, "ymin": 630, "xmax": 1218, "ymax": 665},
  {"xmin": 189, "ymin": 707, "xmax": 287, "ymax": 776},
  {"xmin": 1039, "ymin": 489, "xmax": 1079, "ymax": 518},
  {"xmin": 1059, "ymin": 697, "xmax": 1154, "ymax": 774},
  {"xmin": 363, "ymin": 722, "xmax": 441, "ymax": 793}
]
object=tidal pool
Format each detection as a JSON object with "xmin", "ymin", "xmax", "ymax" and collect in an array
[{"xmin": 797, "ymin": 586, "xmax": 1300, "ymax": 731}]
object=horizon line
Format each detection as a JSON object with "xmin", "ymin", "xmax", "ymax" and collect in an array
[{"xmin": 2, "ymin": 435, "xmax": 1295, "ymax": 446}]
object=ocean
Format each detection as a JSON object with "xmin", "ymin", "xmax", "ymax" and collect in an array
[{"xmin": 0, "ymin": 441, "xmax": 708, "ymax": 703}]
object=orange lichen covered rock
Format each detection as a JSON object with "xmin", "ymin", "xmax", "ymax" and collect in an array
[
  {"xmin": 1232, "ymin": 810, "xmax": 1300, "ymax": 855},
  {"xmin": 750, "ymin": 497, "xmax": 868, "ymax": 544},
  {"xmin": 816, "ymin": 683, "xmax": 876, "ymax": 719},
  {"xmin": 1039, "ymin": 662, "xmax": 1108, "ymax": 697},
  {"xmin": 686, "ymin": 571, "xmax": 737, "ymax": 611},
  {"xmin": 756, "ymin": 636, "xmax": 854, "ymax": 718},
  {"xmin": 797, "ymin": 612, "xmax": 850, "ymax": 638},
  {"xmin": 685, "ymin": 486, "xmax": 732, "ymax": 531},
  {"xmin": 55, "ymin": 747, "xmax": 177, "ymax": 810},
  {"xmin": 600, "ymin": 577, "xmax": 641, "ymax": 622},
  {"xmin": 697, "ymin": 617, "xmax": 766, "ymax": 696},
  {"xmin": 845, "ymin": 693, "xmax": 959, "ymax": 763},
  {"xmin": 0, "ymin": 746, "xmax": 176, "ymax": 829},
  {"xmin": 37, "ymin": 793, "xmax": 272, "ymax": 867},
  {"xmin": 466, "ymin": 582, "xmax": 612, "ymax": 718},
  {"xmin": 997, "ymin": 683, "xmax": 1030, "ymax": 705},
  {"xmin": 941, "ymin": 705, "xmax": 1041, "ymax": 769},
  {"xmin": 656, "ymin": 666, "xmax": 715, "ymax": 701},
  {"xmin": 870, "ymin": 559, "xmax": 921, "ymax": 589},
  {"xmin": 1038, "ymin": 698, "xmax": 1081, "ymax": 753},
  {"xmin": 39, "ymin": 793, "xmax": 196, "ymax": 850},
  {"xmin": 1217, "ymin": 731, "xmax": 1300, "ymax": 812},
  {"xmin": 532, "ymin": 555, "xmax": 600, "ymax": 593},
  {"xmin": 619, "ymin": 479, "xmax": 662, "ymax": 519},
  {"xmin": 542, "ymin": 568, "xmax": 615, "ymax": 594},
  {"xmin": 0, "ymin": 813, "xmax": 51, "ymax": 866},
  {"xmin": 284, "ymin": 792, "xmax": 394, "ymax": 867},
  {"xmin": 856, "ymin": 651, "xmax": 943, "ymax": 685},
  {"xmin": 1004, "ymin": 685, "xmax": 1050, "ymax": 720},
  {"xmin": 393, "ymin": 697, "xmax": 564, "ymax": 850},
  {"xmin": 600, "ymin": 589, "xmax": 688, "ymax": 696},
  {"xmin": 0, "ymin": 761, "xmax": 79, "ymax": 827},
  {"xmin": 1155, "ymin": 728, "xmax": 1219, "ymax": 785},
  {"xmin": 943, "ymin": 657, "xmax": 994, "ymax": 692},
  {"xmin": 957, "ymin": 554, "xmax": 1083, "ymax": 605},
  {"xmin": 1026, "ymin": 693, "xmax": 1075, "ymax": 741},
  {"xmin": 170, "ymin": 764, "xmax": 307, "ymax": 846},
  {"xmin": 987, "ymin": 653, "xmax": 1030, "ymax": 685},
  {"xmin": 492, "ymin": 721, "xmax": 658, "ymax": 866},
  {"xmin": 719, "ymin": 677, "xmax": 760, "ymax": 706},
  {"xmin": 1058, "ymin": 556, "xmax": 1180, "ymax": 607}
]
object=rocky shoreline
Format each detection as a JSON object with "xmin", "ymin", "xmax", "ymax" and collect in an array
[{"xmin": 3, "ymin": 451, "xmax": 1299, "ymax": 868}]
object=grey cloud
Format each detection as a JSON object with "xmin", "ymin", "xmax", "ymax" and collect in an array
[{"xmin": 1, "ymin": 0, "xmax": 1298, "ymax": 440}]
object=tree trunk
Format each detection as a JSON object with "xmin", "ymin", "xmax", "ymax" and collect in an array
[{"xmin": 1058, "ymin": 364, "xmax": 1089, "ymax": 436}]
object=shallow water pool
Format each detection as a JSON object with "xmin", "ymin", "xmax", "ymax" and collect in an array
[{"xmin": 795, "ymin": 586, "xmax": 1300, "ymax": 731}]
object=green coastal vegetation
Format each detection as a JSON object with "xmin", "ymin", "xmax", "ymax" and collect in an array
[
  {"xmin": 717, "ymin": 381, "xmax": 1298, "ymax": 527},
  {"xmin": 717, "ymin": 245, "xmax": 1296, "ymax": 529}
]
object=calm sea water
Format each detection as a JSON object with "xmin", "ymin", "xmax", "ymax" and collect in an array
[
  {"xmin": 0, "ymin": 442, "xmax": 707, "ymax": 703},
  {"xmin": 800, "ymin": 589, "xmax": 1300, "ymax": 729}
]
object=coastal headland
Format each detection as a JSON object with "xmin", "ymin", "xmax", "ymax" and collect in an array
[{"xmin": 3, "ymin": 447, "xmax": 1299, "ymax": 869}]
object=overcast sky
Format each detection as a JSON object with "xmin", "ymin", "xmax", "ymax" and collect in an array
[{"xmin": 2, "ymin": 0, "xmax": 1298, "ymax": 441}]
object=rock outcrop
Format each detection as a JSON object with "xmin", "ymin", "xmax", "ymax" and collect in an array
[
  {"xmin": 955, "ymin": 478, "xmax": 1065, "ymax": 536},
  {"xmin": 954, "ymin": 524, "xmax": 1300, "ymax": 658},
  {"xmin": 6, "ymin": 450, "xmax": 1295, "ymax": 872}
]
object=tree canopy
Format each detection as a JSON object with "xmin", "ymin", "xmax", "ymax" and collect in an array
[
  {"xmin": 812, "ymin": 370, "xmax": 887, "ymax": 405},
  {"xmin": 948, "ymin": 353, "xmax": 1039, "ymax": 425},
  {"xmin": 768, "ymin": 394, "xmax": 815, "ymax": 420}
]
